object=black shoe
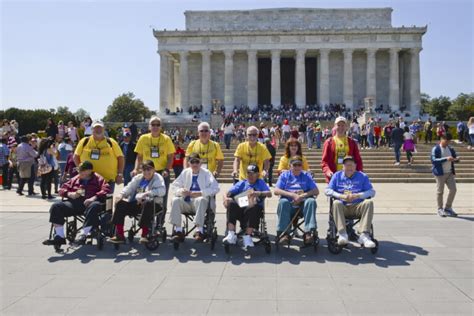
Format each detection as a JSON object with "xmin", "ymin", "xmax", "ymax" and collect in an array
[
  {"xmin": 17, "ymin": 191, "xmax": 24, "ymax": 196},
  {"xmin": 47, "ymin": 195, "xmax": 54, "ymax": 200},
  {"xmin": 41, "ymin": 195, "xmax": 47, "ymax": 199},
  {"xmin": 172, "ymin": 231, "xmax": 185, "ymax": 243},
  {"xmin": 43, "ymin": 235, "xmax": 66, "ymax": 246}
]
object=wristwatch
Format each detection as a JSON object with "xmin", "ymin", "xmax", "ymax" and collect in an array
[{"xmin": 117, "ymin": 173, "xmax": 123, "ymax": 176}]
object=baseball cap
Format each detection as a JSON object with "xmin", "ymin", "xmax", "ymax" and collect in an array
[
  {"xmin": 247, "ymin": 164, "xmax": 259, "ymax": 174},
  {"xmin": 342, "ymin": 156, "xmax": 355, "ymax": 164},
  {"xmin": 92, "ymin": 120, "xmax": 104, "ymax": 128},
  {"xmin": 335, "ymin": 116, "xmax": 347, "ymax": 124},
  {"xmin": 79, "ymin": 161, "xmax": 94, "ymax": 171}
]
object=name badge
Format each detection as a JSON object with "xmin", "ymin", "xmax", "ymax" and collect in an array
[
  {"xmin": 237, "ymin": 195, "xmax": 249, "ymax": 208},
  {"xmin": 90, "ymin": 149, "xmax": 100, "ymax": 160},
  {"xmin": 151, "ymin": 146, "xmax": 160, "ymax": 158},
  {"xmin": 337, "ymin": 157, "xmax": 344, "ymax": 164}
]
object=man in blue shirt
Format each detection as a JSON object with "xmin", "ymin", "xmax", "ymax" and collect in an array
[
  {"xmin": 223, "ymin": 164, "xmax": 272, "ymax": 249},
  {"xmin": 274, "ymin": 156, "xmax": 319, "ymax": 245},
  {"xmin": 325, "ymin": 156, "xmax": 376, "ymax": 248}
]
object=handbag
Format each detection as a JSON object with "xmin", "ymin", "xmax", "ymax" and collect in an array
[{"xmin": 37, "ymin": 154, "xmax": 53, "ymax": 176}]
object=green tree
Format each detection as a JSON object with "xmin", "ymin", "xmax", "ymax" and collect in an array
[
  {"xmin": 55, "ymin": 106, "xmax": 77, "ymax": 124},
  {"xmin": 426, "ymin": 96, "xmax": 452, "ymax": 120},
  {"xmin": 447, "ymin": 93, "xmax": 474, "ymax": 121},
  {"xmin": 74, "ymin": 108, "xmax": 90, "ymax": 122},
  {"xmin": 103, "ymin": 92, "xmax": 151, "ymax": 122},
  {"xmin": 420, "ymin": 93, "xmax": 431, "ymax": 114},
  {"xmin": 0, "ymin": 108, "xmax": 55, "ymax": 134}
]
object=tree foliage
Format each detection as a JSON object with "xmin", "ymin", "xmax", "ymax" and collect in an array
[{"xmin": 103, "ymin": 92, "xmax": 151, "ymax": 122}]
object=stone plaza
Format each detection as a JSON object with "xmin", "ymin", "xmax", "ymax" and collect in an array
[{"xmin": 155, "ymin": 8, "xmax": 425, "ymax": 115}]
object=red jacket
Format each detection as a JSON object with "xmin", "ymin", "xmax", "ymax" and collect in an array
[
  {"xmin": 59, "ymin": 172, "xmax": 111, "ymax": 200},
  {"xmin": 321, "ymin": 136, "xmax": 363, "ymax": 183}
]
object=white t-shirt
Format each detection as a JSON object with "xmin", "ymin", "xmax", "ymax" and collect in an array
[
  {"xmin": 469, "ymin": 124, "xmax": 474, "ymax": 134},
  {"xmin": 222, "ymin": 123, "xmax": 234, "ymax": 135},
  {"xmin": 403, "ymin": 132, "xmax": 413, "ymax": 140},
  {"xmin": 282, "ymin": 124, "xmax": 291, "ymax": 133}
]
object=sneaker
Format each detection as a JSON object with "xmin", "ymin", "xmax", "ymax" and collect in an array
[
  {"xmin": 358, "ymin": 233, "xmax": 376, "ymax": 248},
  {"xmin": 42, "ymin": 235, "xmax": 66, "ymax": 246},
  {"xmin": 242, "ymin": 235, "xmax": 254, "ymax": 248},
  {"xmin": 303, "ymin": 232, "xmax": 314, "ymax": 246},
  {"xmin": 394, "ymin": 162, "xmax": 400, "ymax": 166},
  {"xmin": 337, "ymin": 232, "xmax": 349, "ymax": 246},
  {"xmin": 278, "ymin": 234, "xmax": 290, "ymax": 245},
  {"xmin": 139, "ymin": 236, "xmax": 149, "ymax": 244},
  {"xmin": 194, "ymin": 231, "xmax": 204, "ymax": 242},
  {"xmin": 74, "ymin": 233, "xmax": 88, "ymax": 245},
  {"xmin": 444, "ymin": 208, "xmax": 458, "ymax": 217},
  {"xmin": 108, "ymin": 235, "xmax": 126, "ymax": 244},
  {"xmin": 172, "ymin": 231, "xmax": 185, "ymax": 243},
  {"xmin": 437, "ymin": 208, "xmax": 447, "ymax": 217},
  {"xmin": 223, "ymin": 232, "xmax": 237, "ymax": 245}
]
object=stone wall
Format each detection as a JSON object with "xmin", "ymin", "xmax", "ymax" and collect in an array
[
  {"xmin": 185, "ymin": 8, "xmax": 393, "ymax": 31},
  {"xmin": 329, "ymin": 51, "xmax": 343, "ymax": 104},
  {"xmin": 376, "ymin": 50, "xmax": 390, "ymax": 106},
  {"xmin": 353, "ymin": 51, "xmax": 367, "ymax": 107}
]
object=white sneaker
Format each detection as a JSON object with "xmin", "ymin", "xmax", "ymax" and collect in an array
[
  {"xmin": 358, "ymin": 233, "xmax": 376, "ymax": 248},
  {"xmin": 223, "ymin": 232, "xmax": 237, "ymax": 245},
  {"xmin": 394, "ymin": 162, "xmax": 400, "ymax": 166},
  {"xmin": 337, "ymin": 232, "xmax": 349, "ymax": 246},
  {"xmin": 242, "ymin": 235, "xmax": 254, "ymax": 248}
]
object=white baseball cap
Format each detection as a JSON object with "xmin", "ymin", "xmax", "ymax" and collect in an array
[
  {"xmin": 335, "ymin": 116, "xmax": 347, "ymax": 124},
  {"xmin": 92, "ymin": 120, "xmax": 104, "ymax": 128}
]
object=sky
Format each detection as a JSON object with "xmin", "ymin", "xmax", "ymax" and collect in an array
[{"xmin": 1, "ymin": 0, "xmax": 473, "ymax": 119}]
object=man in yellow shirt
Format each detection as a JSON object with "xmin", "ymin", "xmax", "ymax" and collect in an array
[
  {"xmin": 184, "ymin": 122, "xmax": 224, "ymax": 178},
  {"xmin": 74, "ymin": 120, "xmax": 124, "ymax": 192},
  {"xmin": 133, "ymin": 116, "xmax": 175, "ymax": 211},
  {"xmin": 233, "ymin": 126, "xmax": 271, "ymax": 181}
]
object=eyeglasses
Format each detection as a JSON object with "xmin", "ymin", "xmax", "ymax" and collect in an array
[
  {"xmin": 151, "ymin": 123, "xmax": 161, "ymax": 127},
  {"xmin": 199, "ymin": 130, "xmax": 209, "ymax": 133},
  {"xmin": 190, "ymin": 160, "xmax": 200, "ymax": 164},
  {"xmin": 248, "ymin": 134, "xmax": 258, "ymax": 137},
  {"xmin": 142, "ymin": 167, "xmax": 154, "ymax": 171},
  {"xmin": 292, "ymin": 163, "xmax": 303, "ymax": 167}
]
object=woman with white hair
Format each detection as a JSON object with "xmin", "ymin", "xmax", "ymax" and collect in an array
[{"xmin": 233, "ymin": 126, "xmax": 272, "ymax": 181}]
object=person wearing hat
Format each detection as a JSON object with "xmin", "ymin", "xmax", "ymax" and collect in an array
[
  {"xmin": 43, "ymin": 161, "xmax": 111, "ymax": 247},
  {"xmin": 169, "ymin": 153, "xmax": 220, "ymax": 242},
  {"xmin": 233, "ymin": 126, "xmax": 272, "ymax": 181},
  {"xmin": 222, "ymin": 164, "xmax": 272, "ymax": 249},
  {"xmin": 274, "ymin": 155, "xmax": 319, "ymax": 245},
  {"xmin": 119, "ymin": 132, "xmax": 137, "ymax": 185},
  {"xmin": 109, "ymin": 160, "xmax": 166, "ymax": 244},
  {"xmin": 184, "ymin": 122, "xmax": 224, "ymax": 178},
  {"xmin": 321, "ymin": 116, "xmax": 363, "ymax": 183},
  {"xmin": 133, "ymin": 116, "xmax": 175, "ymax": 213},
  {"xmin": 325, "ymin": 156, "xmax": 376, "ymax": 248},
  {"xmin": 74, "ymin": 120, "xmax": 124, "ymax": 192}
]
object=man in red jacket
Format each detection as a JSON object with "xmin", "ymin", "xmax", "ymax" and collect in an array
[{"xmin": 321, "ymin": 117, "xmax": 363, "ymax": 183}]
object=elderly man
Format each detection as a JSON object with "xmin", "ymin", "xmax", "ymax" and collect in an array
[
  {"xmin": 184, "ymin": 122, "xmax": 224, "ymax": 178},
  {"xmin": 43, "ymin": 161, "xmax": 111, "ymax": 247},
  {"xmin": 321, "ymin": 116, "xmax": 363, "ymax": 183},
  {"xmin": 169, "ymin": 153, "xmax": 220, "ymax": 242},
  {"xmin": 274, "ymin": 156, "xmax": 319, "ymax": 245},
  {"xmin": 325, "ymin": 156, "xmax": 376, "ymax": 248},
  {"xmin": 133, "ymin": 116, "xmax": 175, "ymax": 212},
  {"xmin": 233, "ymin": 125, "xmax": 271, "ymax": 181},
  {"xmin": 74, "ymin": 120, "xmax": 124, "ymax": 192},
  {"xmin": 16, "ymin": 135, "xmax": 38, "ymax": 196},
  {"xmin": 222, "ymin": 164, "xmax": 272, "ymax": 249}
]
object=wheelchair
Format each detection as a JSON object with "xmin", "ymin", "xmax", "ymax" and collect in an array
[
  {"xmin": 172, "ymin": 196, "xmax": 218, "ymax": 251},
  {"xmin": 113, "ymin": 196, "xmax": 166, "ymax": 251},
  {"xmin": 326, "ymin": 197, "xmax": 379, "ymax": 255},
  {"xmin": 48, "ymin": 194, "xmax": 114, "ymax": 252},
  {"xmin": 223, "ymin": 198, "xmax": 272, "ymax": 255},
  {"xmin": 275, "ymin": 198, "xmax": 320, "ymax": 252}
]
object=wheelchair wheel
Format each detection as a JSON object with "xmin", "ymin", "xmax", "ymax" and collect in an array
[
  {"xmin": 370, "ymin": 239, "xmax": 379, "ymax": 254},
  {"xmin": 161, "ymin": 227, "xmax": 167, "ymax": 243},
  {"xmin": 210, "ymin": 228, "xmax": 217, "ymax": 250},
  {"xmin": 264, "ymin": 240, "xmax": 271, "ymax": 254},
  {"xmin": 127, "ymin": 230, "xmax": 135, "ymax": 243},
  {"xmin": 224, "ymin": 242, "xmax": 230, "ymax": 254},
  {"xmin": 66, "ymin": 222, "xmax": 77, "ymax": 243},
  {"xmin": 145, "ymin": 237, "xmax": 159, "ymax": 251},
  {"xmin": 327, "ymin": 238, "xmax": 343, "ymax": 254}
]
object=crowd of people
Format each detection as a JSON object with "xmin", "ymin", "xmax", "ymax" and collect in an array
[{"xmin": 0, "ymin": 113, "xmax": 471, "ymax": 252}]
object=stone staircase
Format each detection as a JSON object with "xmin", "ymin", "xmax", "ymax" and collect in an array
[{"xmin": 207, "ymin": 142, "xmax": 474, "ymax": 184}]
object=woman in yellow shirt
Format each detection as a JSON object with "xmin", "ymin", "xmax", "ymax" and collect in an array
[{"xmin": 277, "ymin": 139, "xmax": 310, "ymax": 175}]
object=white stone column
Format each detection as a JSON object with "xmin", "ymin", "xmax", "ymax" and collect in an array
[
  {"xmin": 366, "ymin": 48, "xmax": 377, "ymax": 102},
  {"xmin": 389, "ymin": 47, "xmax": 401, "ymax": 112},
  {"xmin": 318, "ymin": 48, "xmax": 330, "ymax": 106},
  {"xmin": 201, "ymin": 50, "xmax": 212, "ymax": 114},
  {"xmin": 167, "ymin": 57, "xmax": 175, "ymax": 111},
  {"xmin": 159, "ymin": 51, "xmax": 169, "ymax": 113},
  {"xmin": 343, "ymin": 48, "xmax": 354, "ymax": 110},
  {"xmin": 174, "ymin": 62, "xmax": 180, "ymax": 111},
  {"xmin": 247, "ymin": 50, "xmax": 258, "ymax": 110},
  {"xmin": 224, "ymin": 50, "xmax": 234, "ymax": 113},
  {"xmin": 410, "ymin": 48, "xmax": 422, "ymax": 116},
  {"xmin": 271, "ymin": 49, "xmax": 281, "ymax": 107},
  {"xmin": 295, "ymin": 49, "xmax": 306, "ymax": 108},
  {"xmin": 179, "ymin": 50, "xmax": 189, "ymax": 109}
]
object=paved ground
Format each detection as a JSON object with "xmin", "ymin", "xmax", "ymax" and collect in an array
[{"xmin": 1, "ymin": 183, "xmax": 473, "ymax": 315}]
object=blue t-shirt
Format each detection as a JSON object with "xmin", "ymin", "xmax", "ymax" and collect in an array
[
  {"xmin": 185, "ymin": 175, "xmax": 201, "ymax": 202},
  {"xmin": 138, "ymin": 178, "xmax": 150, "ymax": 191},
  {"xmin": 228, "ymin": 178, "xmax": 270, "ymax": 207},
  {"xmin": 275, "ymin": 170, "xmax": 317, "ymax": 202},
  {"xmin": 328, "ymin": 170, "xmax": 373, "ymax": 205}
]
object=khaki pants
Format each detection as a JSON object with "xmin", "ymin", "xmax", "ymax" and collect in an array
[
  {"xmin": 435, "ymin": 173, "xmax": 457, "ymax": 209},
  {"xmin": 333, "ymin": 199, "xmax": 374, "ymax": 234},
  {"xmin": 169, "ymin": 196, "xmax": 210, "ymax": 228}
]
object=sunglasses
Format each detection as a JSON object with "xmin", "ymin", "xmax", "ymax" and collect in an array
[
  {"xmin": 248, "ymin": 134, "xmax": 258, "ymax": 137},
  {"xmin": 292, "ymin": 163, "xmax": 303, "ymax": 167},
  {"xmin": 199, "ymin": 130, "xmax": 209, "ymax": 133},
  {"xmin": 190, "ymin": 160, "xmax": 200, "ymax": 164},
  {"xmin": 142, "ymin": 167, "xmax": 154, "ymax": 171},
  {"xmin": 151, "ymin": 123, "xmax": 161, "ymax": 127}
]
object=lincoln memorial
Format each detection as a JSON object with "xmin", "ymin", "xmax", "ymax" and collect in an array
[{"xmin": 153, "ymin": 8, "xmax": 427, "ymax": 115}]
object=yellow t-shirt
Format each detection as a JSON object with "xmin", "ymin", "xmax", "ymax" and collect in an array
[
  {"xmin": 74, "ymin": 136, "xmax": 124, "ymax": 181},
  {"xmin": 234, "ymin": 141, "xmax": 272, "ymax": 180},
  {"xmin": 134, "ymin": 133, "xmax": 175, "ymax": 171},
  {"xmin": 277, "ymin": 155, "xmax": 310, "ymax": 172},
  {"xmin": 333, "ymin": 136, "xmax": 349, "ymax": 171},
  {"xmin": 185, "ymin": 140, "xmax": 224, "ymax": 173}
]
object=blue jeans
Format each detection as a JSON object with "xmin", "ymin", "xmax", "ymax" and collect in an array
[
  {"xmin": 394, "ymin": 143, "xmax": 402, "ymax": 162},
  {"xmin": 276, "ymin": 197, "xmax": 317, "ymax": 234},
  {"xmin": 307, "ymin": 133, "xmax": 314, "ymax": 149},
  {"xmin": 123, "ymin": 163, "xmax": 134, "ymax": 186},
  {"xmin": 368, "ymin": 133, "xmax": 374, "ymax": 148},
  {"xmin": 315, "ymin": 133, "xmax": 322, "ymax": 149},
  {"xmin": 224, "ymin": 134, "xmax": 232, "ymax": 149}
]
